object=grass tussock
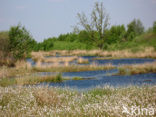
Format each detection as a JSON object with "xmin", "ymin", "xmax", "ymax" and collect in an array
[
  {"xmin": 33, "ymin": 64, "xmax": 115, "ymax": 72},
  {"xmin": 31, "ymin": 47, "xmax": 156, "ymax": 59},
  {"xmin": 0, "ymin": 85, "xmax": 155, "ymax": 116},
  {"xmin": 0, "ymin": 67, "xmax": 33, "ymax": 79},
  {"xmin": 43, "ymin": 56, "xmax": 78, "ymax": 63},
  {"xmin": 77, "ymin": 57, "xmax": 89, "ymax": 64},
  {"xmin": 117, "ymin": 62, "xmax": 156, "ymax": 75},
  {"xmin": 0, "ymin": 74, "xmax": 63, "ymax": 87}
]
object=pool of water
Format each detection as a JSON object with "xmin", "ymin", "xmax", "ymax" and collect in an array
[
  {"xmin": 26, "ymin": 56, "xmax": 156, "ymax": 90},
  {"xmin": 80, "ymin": 56, "xmax": 156, "ymax": 66},
  {"xmin": 62, "ymin": 69, "xmax": 118, "ymax": 78},
  {"xmin": 40, "ymin": 73, "xmax": 156, "ymax": 90},
  {"xmin": 27, "ymin": 56, "xmax": 156, "ymax": 66}
]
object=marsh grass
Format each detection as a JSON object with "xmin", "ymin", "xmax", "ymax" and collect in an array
[
  {"xmin": 0, "ymin": 67, "xmax": 33, "ymax": 79},
  {"xmin": 72, "ymin": 77, "xmax": 84, "ymax": 80},
  {"xmin": 0, "ymin": 78, "xmax": 16, "ymax": 87},
  {"xmin": 32, "ymin": 64, "xmax": 116, "ymax": 72},
  {"xmin": 77, "ymin": 57, "xmax": 89, "ymax": 64},
  {"xmin": 31, "ymin": 47, "xmax": 156, "ymax": 59},
  {"xmin": 0, "ymin": 85, "xmax": 155, "ymax": 116},
  {"xmin": 117, "ymin": 62, "xmax": 156, "ymax": 75},
  {"xmin": 0, "ymin": 74, "xmax": 63, "ymax": 87}
]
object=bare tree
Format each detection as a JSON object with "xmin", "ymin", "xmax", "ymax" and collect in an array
[{"xmin": 77, "ymin": 2, "xmax": 109, "ymax": 48}]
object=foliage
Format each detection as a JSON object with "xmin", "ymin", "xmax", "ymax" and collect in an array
[
  {"xmin": 106, "ymin": 33, "xmax": 156, "ymax": 51},
  {"xmin": 0, "ymin": 31, "xmax": 15, "ymax": 66},
  {"xmin": 9, "ymin": 24, "xmax": 36, "ymax": 59},
  {"xmin": 153, "ymin": 21, "xmax": 156, "ymax": 33},
  {"xmin": 105, "ymin": 25, "xmax": 126, "ymax": 45},
  {"xmin": 126, "ymin": 19, "xmax": 144, "ymax": 40},
  {"xmin": 0, "ymin": 31, "xmax": 9, "ymax": 52},
  {"xmin": 76, "ymin": 2, "xmax": 109, "ymax": 49}
]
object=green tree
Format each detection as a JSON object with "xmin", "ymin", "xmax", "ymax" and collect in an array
[
  {"xmin": 153, "ymin": 21, "xmax": 156, "ymax": 33},
  {"xmin": 42, "ymin": 39, "xmax": 54, "ymax": 51},
  {"xmin": 76, "ymin": 2, "xmax": 109, "ymax": 49},
  {"xmin": 9, "ymin": 24, "xmax": 35, "ymax": 59},
  {"xmin": 106, "ymin": 25, "xmax": 126, "ymax": 44},
  {"xmin": 126, "ymin": 19, "xmax": 144, "ymax": 40}
]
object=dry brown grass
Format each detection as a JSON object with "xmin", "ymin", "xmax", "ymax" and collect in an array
[
  {"xmin": 31, "ymin": 51, "xmax": 45, "ymax": 62},
  {"xmin": 0, "ymin": 51, "xmax": 15, "ymax": 67},
  {"xmin": 77, "ymin": 57, "xmax": 89, "ymax": 64},
  {"xmin": 0, "ymin": 66, "xmax": 33, "ymax": 79},
  {"xmin": 118, "ymin": 61, "xmax": 156, "ymax": 75},
  {"xmin": 31, "ymin": 47, "xmax": 156, "ymax": 59},
  {"xmin": 15, "ymin": 60, "xmax": 32, "ymax": 69},
  {"xmin": 0, "ymin": 60, "xmax": 32, "ymax": 78},
  {"xmin": 33, "ymin": 63, "xmax": 115, "ymax": 72},
  {"xmin": 33, "ymin": 87, "xmax": 62, "ymax": 107},
  {"xmin": 0, "ymin": 67, "xmax": 8, "ymax": 79},
  {"xmin": 43, "ymin": 56, "xmax": 78, "ymax": 63}
]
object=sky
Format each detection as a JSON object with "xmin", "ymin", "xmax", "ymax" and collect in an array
[{"xmin": 0, "ymin": 0, "xmax": 156, "ymax": 42}]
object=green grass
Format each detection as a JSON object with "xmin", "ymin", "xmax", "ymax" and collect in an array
[{"xmin": 72, "ymin": 77, "xmax": 84, "ymax": 80}]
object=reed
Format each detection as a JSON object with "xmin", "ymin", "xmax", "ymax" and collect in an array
[
  {"xmin": 117, "ymin": 62, "xmax": 156, "ymax": 75},
  {"xmin": 31, "ymin": 47, "xmax": 156, "ymax": 59},
  {"xmin": 77, "ymin": 57, "xmax": 89, "ymax": 64},
  {"xmin": 33, "ymin": 64, "xmax": 116, "ymax": 72},
  {"xmin": 42, "ymin": 56, "xmax": 78, "ymax": 63},
  {"xmin": 0, "ymin": 74, "xmax": 63, "ymax": 87}
]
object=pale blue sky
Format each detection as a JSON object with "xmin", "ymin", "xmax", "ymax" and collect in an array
[{"xmin": 0, "ymin": 0, "xmax": 156, "ymax": 42}]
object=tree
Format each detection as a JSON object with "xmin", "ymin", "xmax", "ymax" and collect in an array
[
  {"xmin": 42, "ymin": 38, "xmax": 54, "ymax": 51},
  {"xmin": 106, "ymin": 25, "xmax": 126, "ymax": 44},
  {"xmin": 9, "ymin": 24, "xmax": 35, "ymax": 59},
  {"xmin": 76, "ymin": 2, "xmax": 109, "ymax": 49},
  {"xmin": 126, "ymin": 19, "xmax": 144, "ymax": 40},
  {"xmin": 153, "ymin": 21, "xmax": 156, "ymax": 33}
]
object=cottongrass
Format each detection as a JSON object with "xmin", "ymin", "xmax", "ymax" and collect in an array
[{"xmin": 0, "ymin": 85, "xmax": 155, "ymax": 117}]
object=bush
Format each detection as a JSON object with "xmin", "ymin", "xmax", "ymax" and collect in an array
[
  {"xmin": 153, "ymin": 21, "xmax": 156, "ymax": 33},
  {"xmin": 0, "ymin": 31, "xmax": 15, "ymax": 66},
  {"xmin": 9, "ymin": 24, "xmax": 36, "ymax": 60}
]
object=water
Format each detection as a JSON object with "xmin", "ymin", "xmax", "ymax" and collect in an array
[
  {"xmin": 26, "ymin": 56, "xmax": 156, "ymax": 90},
  {"xmin": 44, "ymin": 73, "xmax": 156, "ymax": 90},
  {"xmin": 80, "ymin": 56, "xmax": 156, "ymax": 66},
  {"xmin": 63, "ymin": 69, "xmax": 118, "ymax": 78},
  {"xmin": 27, "ymin": 56, "xmax": 156, "ymax": 66}
]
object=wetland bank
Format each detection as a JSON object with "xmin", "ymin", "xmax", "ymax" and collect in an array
[{"xmin": 1, "ymin": 1, "xmax": 156, "ymax": 117}]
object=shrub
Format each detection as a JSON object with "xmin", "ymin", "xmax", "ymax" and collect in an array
[{"xmin": 9, "ymin": 24, "xmax": 36, "ymax": 60}]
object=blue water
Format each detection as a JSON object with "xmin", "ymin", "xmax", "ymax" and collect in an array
[
  {"xmin": 26, "ymin": 56, "xmax": 156, "ymax": 90},
  {"xmin": 43, "ymin": 73, "xmax": 156, "ymax": 90},
  {"xmin": 27, "ymin": 56, "xmax": 156, "ymax": 66},
  {"xmin": 63, "ymin": 69, "xmax": 118, "ymax": 78},
  {"xmin": 80, "ymin": 56, "xmax": 156, "ymax": 66}
]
